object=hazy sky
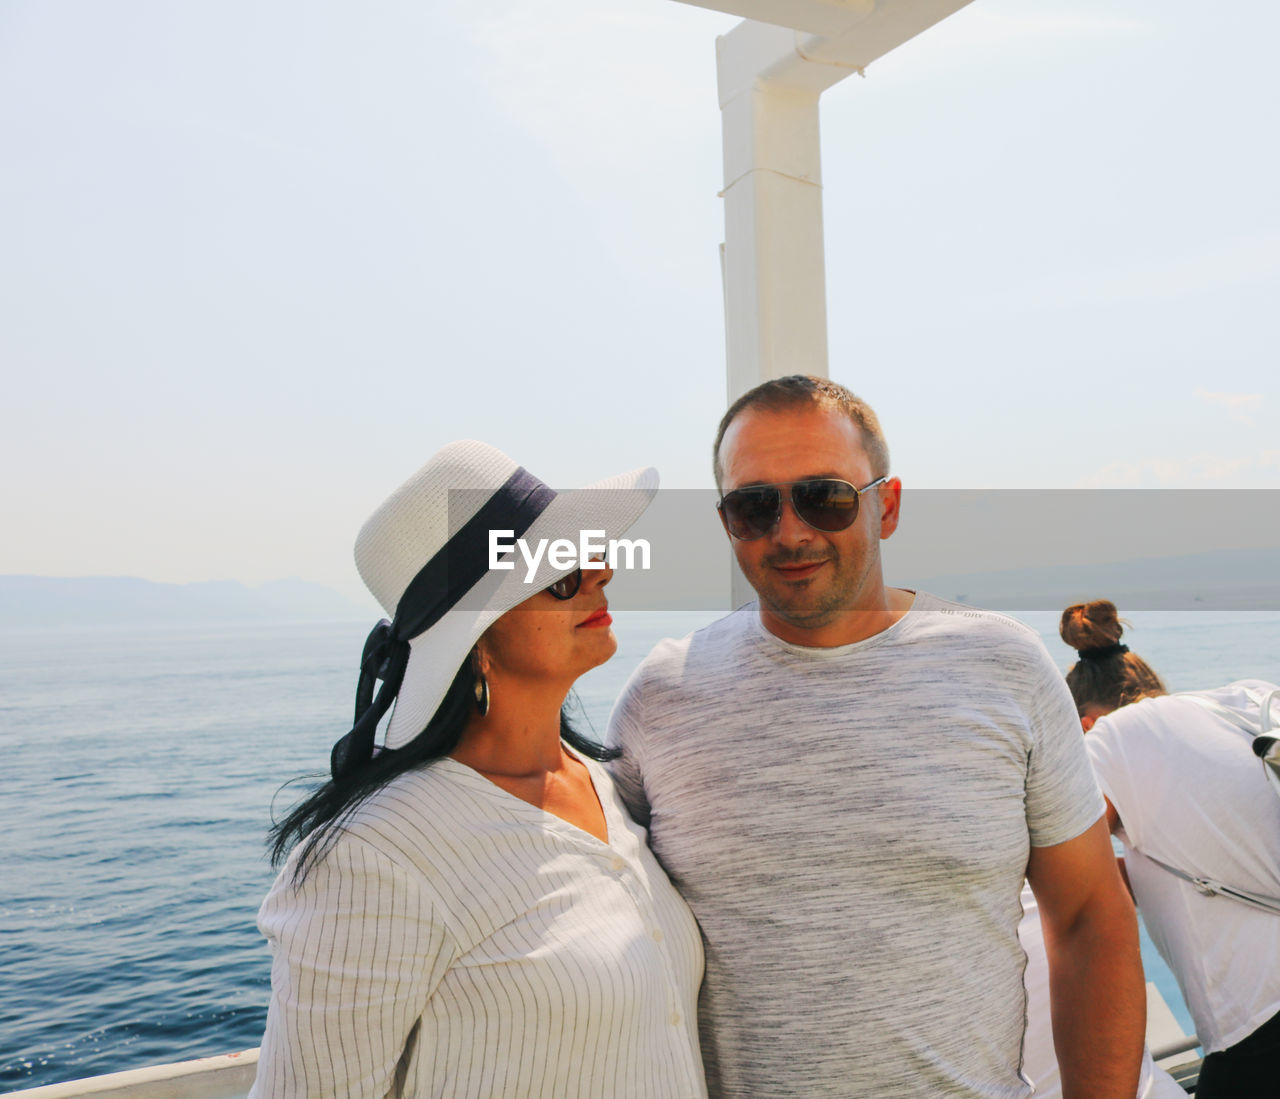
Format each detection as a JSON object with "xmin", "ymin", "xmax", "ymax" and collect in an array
[{"xmin": 4, "ymin": 0, "xmax": 1277, "ymax": 601}]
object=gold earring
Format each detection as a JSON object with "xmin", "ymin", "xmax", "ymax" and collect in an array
[{"xmin": 474, "ymin": 671, "xmax": 490, "ymax": 717}]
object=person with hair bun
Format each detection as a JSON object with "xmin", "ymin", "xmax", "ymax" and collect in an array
[
  {"xmin": 1060, "ymin": 599, "xmax": 1280, "ymax": 1099},
  {"xmin": 1062, "ymin": 601, "xmax": 1168, "ymax": 719}
]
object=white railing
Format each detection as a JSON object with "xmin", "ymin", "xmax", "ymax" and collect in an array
[{"xmin": 2, "ymin": 1049, "xmax": 258, "ymax": 1099}]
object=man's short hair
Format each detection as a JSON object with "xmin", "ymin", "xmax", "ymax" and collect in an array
[{"xmin": 712, "ymin": 375, "xmax": 891, "ymax": 489}]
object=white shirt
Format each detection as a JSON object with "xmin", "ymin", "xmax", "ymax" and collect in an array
[
  {"xmin": 1017, "ymin": 885, "xmax": 1183, "ymax": 1098},
  {"xmin": 251, "ymin": 751, "xmax": 707, "ymax": 1098},
  {"xmin": 1085, "ymin": 683, "xmax": 1280, "ymax": 1053}
]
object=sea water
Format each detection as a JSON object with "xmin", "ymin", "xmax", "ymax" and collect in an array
[{"xmin": 2, "ymin": 609, "xmax": 1279, "ymax": 1089}]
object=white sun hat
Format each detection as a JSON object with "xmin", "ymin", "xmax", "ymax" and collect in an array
[{"xmin": 330, "ymin": 440, "xmax": 657, "ymax": 776}]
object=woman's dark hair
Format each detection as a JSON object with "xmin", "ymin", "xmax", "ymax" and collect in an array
[
  {"xmin": 1060, "ymin": 600, "xmax": 1167, "ymax": 715},
  {"xmin": 269, "ymin": 657, "xmax": 616, "ymax": 882}
]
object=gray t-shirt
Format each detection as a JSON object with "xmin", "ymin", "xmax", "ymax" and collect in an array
[{"xmin": 608, "ymin": 592, "xmax": 1104, "ymax": 1098}]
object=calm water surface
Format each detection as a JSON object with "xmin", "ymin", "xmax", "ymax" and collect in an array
[{"xmin": 2, "ymin": 609, "xmax": 1278, "ymax": 1089}]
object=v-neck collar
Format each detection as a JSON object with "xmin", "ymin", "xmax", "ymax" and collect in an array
[{"xmin": 435, "ymin": 747, "xmax": 617, "ymax": 850}]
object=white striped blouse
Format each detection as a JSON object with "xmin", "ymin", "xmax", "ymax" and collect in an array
[{"xmin": 250, "ymin": 751, "xmax": 706, "ymax": 1098}]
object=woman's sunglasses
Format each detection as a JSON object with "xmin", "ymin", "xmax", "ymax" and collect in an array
[
  {"xmin": 717, "ymin": 476, "xmax": 887, "ymax": 542},
  {"xmin": 545, "ymin": 567, "xmax": 583, "ymax": 600}
]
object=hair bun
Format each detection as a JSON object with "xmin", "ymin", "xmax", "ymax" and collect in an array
[{"xmin": 1059, "ymin": 599, "xmax": 1124, "ymax": 651}]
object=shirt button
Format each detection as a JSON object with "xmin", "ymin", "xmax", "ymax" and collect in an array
[
  {"xmin": 651, "ymin": 928, "xmax": 664, "ymax": 943},
  {"xmin": 610, "ymin": 856, "xmax": 626, "ymax": 871},
  {"xmin": 669, "ymin": 1011, "xmax": 681, "ymax": 1026}
]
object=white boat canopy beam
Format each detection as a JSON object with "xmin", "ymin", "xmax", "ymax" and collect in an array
[{"xmin": 675, "ymin": 0, "xmax": 974, "ymax": 401}]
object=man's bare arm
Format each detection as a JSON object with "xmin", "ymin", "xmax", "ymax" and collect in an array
[{"xmin": 1026, "ymin": 815, "xmax": 1145, "ymax": 1099}]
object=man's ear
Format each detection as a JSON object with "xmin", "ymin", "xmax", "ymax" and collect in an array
[
  {"xmin": 1080, "ymin": 704, "xmax": 1112, "ymax": 732},
  {"xmin": 878, "ymin": 477, "xmax": 903, "ymax": 540}
]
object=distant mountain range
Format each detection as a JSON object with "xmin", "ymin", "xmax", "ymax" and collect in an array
[
  {"xmin": 905, "ymin": 546, "xmax": 1280, "ymax": 612},
  {"xmin": 0, "ymin": 575, "xmax": 373, "ymax": 628},
  {"xmin": 2, "ymin": 545, "xmax": 1278, "ymax": 628}
]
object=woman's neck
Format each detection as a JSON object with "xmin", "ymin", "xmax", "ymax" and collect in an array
[{"xmin": 451, "ymin": 684, "xmax": 569, "ymax": 777}]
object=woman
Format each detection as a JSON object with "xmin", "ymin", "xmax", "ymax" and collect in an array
[
  {"xmin": 1059, "ymin": 599, "xmax": 1280, "ymax": 1099},
  {"xmin": 251, "ymin": 441, "xmax": 706, "ymax": 1098}
]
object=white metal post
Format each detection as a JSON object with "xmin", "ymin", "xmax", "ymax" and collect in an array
[
  {"xmin": 715, "ymin": 21, "xmax": 856, "ymax": 607},
  {"xmin": 702, "ymin": 2, "xmax": 978, "ymax": 402},
  {"xmin": 717, "ymin": 21, "xmax": 851, "ymax": 403},
  {"xmin": 719, "ymin": 80, "xmax": 830, "ymax": 397},
  {"xmin": 679, "ymin": 0, "xmax": 977, "ymax": 606}
]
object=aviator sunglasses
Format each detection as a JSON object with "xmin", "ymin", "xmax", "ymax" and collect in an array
[{"xmin": 717, "ymin": 476, "xmax": 887, "ymax": 542}]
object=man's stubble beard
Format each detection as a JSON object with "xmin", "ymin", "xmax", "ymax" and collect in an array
[{"xmin": 749, "ymin": 546, "xmax": 873, "ymax": 630}]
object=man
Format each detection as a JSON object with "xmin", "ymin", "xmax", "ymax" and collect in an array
[{"xmin": 608, "ymin": 376, "xmax": 1145, "ymax": 1098}]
